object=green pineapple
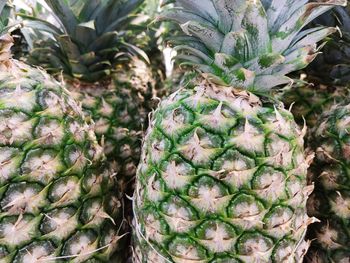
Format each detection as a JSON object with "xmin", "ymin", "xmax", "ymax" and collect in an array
[
  {"xmin": 0, "ymin": 3, "xmax": 125, "ymax": 262},
  {"xmin": 281, "ymin": 4, "xmax": 350, "ymax": 128},
  {"xmin": 306, "ymin": 102, "xmax": 350, "ymax": 262},
  {"xmin": 24, "ymin": 0, "xmax": 157, "ymax": 192},
  {"xmin": 133, "ymin": 0, "xmax": 344, "ymax": 262}
]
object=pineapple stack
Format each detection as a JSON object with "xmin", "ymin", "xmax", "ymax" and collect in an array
[
  {"xmin": 6, "ymin": 0, "xmax": 350, "ymax": 262},
  {"xmin": 0, "ymin": 2, "xmax": 125, "ymax": 262}
]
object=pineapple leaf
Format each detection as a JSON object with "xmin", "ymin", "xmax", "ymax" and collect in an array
[
  {"xmin": 180, "ymin": 21, "xmax": 224, "ymax": 53},
  {"xmin": 212, "ymin": 0, "xmax": 247, "ymax": 33},
  {"xmin": 79, "ymin": 0, "xmax": 101, "ymax": 20},
  {"xmin": 0, "ymin": 2, "xmax": 6, "ymax": 12},
  {"xmin": 20, "ymin": 14, "xmax": 63, "ymax": 35},
  {"xmin": 243, "ymin": 0, "xmax": 270, "ymax": 57},
  {"xmin": 271, "ymin": 0, "xmax": 347, "ymax": 53},
  {"xmin": 252, "ymin": 74, "xmax": 291, "ymax": 91},
  {"xmin": 88, "ymin": 60, "xmax": 111, "ymax": 72},
  {"xmin": 159, "ymin": 8, "xmax": 214, "ymax": 27},
  {"xmin": 75, "ymin": 21, "xmax": 97, "ymax": 47},
  {"xmin": 21, "ymin": 0, "xmax": 149, "ymax": 82},
  {"xmin": 88, "ymin": 31, "xmax": 120, "ymax": 52},
  {"xmin": 122, "ymin": 42, "xmax": 150, "ymax": 64},
  {"xmin": 58, "ymin": 35, "xmax": 81, "ymax": 60},
  {"xmin": 45, "ymin": 0, "xmax": 79, "ymax": 35},
  {"xmin": 290, "ymin": 27, "xmax": 337, "ymax": 51},
  {"xmin": 0, "ymin": 2, "xmax": 14, "ymax": 36},
  {"xmin": 175, "ymin": 45, "xmax": 214, "ymax": 65},
  {"xmin": 176, "ymin": 0, "xmax": 218, "ymax": 24}
]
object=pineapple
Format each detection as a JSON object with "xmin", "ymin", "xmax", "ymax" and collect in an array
[
  {"xmin": 0, "ymin": 2, "xmax": 125, "ymax": 262},
  {"xmin": 281, "ymin": 4, "xmax": 350, "ymax": 128},
  {"xmin": 24, "ymin": 0, "xmax": 157, "ymax": 192},
  {"xmin": 306, "ymin": 102, "xmax": 350, "ymax": 262},
  {"xmin": 133, "ymin": 0, "xmax": 345, "ymax": 262}
]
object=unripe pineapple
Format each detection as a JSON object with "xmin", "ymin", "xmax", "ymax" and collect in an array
[
  {"xmin": 306, "ymin": 104, "xmax": 350, "ymax": 262},
  {"xmin": 133, "ymin": 0, "xmax": 344, "ymax": 262}
]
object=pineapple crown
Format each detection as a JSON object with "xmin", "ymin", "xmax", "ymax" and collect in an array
[
  {"xmin": 24, "ymin": 0, "xmax": 148, "ymax": 83},
  {"xmin": 160, "ymin": 0, "xmax": 346, "ymax": 93}
]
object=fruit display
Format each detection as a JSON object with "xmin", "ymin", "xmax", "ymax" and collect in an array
[
  {"xmin": 4, "ymin": 0, "xmax": 350, "ymax": 262},
  {"xmin": 132, "ymin": 0, "xmax": 343, "ymax": 262}
]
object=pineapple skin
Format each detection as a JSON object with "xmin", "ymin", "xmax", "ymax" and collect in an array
[
  {"xmin": 280, "ymin": 83, "xmax": 349, "ymax": 128},
  {"xmin": 0, "ymin": 60, "xmax": 125, "ymax": 263},
  {"xmin": 69, "ymin": 58, "xmax": 157, "ymax": 192},
  {"xmin": 134, "ymin": 79, "xmax": 314, "ymax": 262},
  {"xmin": 306, "ymin": 103, "xmax": 350, "ymax": 263}
]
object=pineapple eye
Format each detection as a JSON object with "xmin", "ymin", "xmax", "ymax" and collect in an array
[
  {"xmin": 227, "ymin": 193, "xmax": 264, "ymax": 219},
  {"xmin": 34, "ymin": 118, "xmax": 65, "ymax": 146},
  {"xmin": 195, "ymin": 219, "xmax": 237, "ymax": 253},
  {"xmin": 236, "ymin": 232, "xmax": 273, "ymax": 255},
  {"xmin": 61, "ymin": 230, "xmax": 98, "ymax": 259},
  {"xmin": 0, "ymin": 214, "xmax": 37, "ymax": 247},
  {"xmin": 167, "ymin": 236, "xmax": 207, "ymax": 261},
  {"xmin": 22, "ymin": 149, "xmax": 63, "ymax": 184},
  {"xmin": 12, "ymin": 240, "xmax": 56, "ymax": 262},
  {"xmin": 0, "ymin": 110, "xmax": 33, "ymax": 145},
  {"xmin": 40, "ymin": 207, "xmax": 77, "ymax": 241},
  {"xmin": 48, "ymin": 176, "xmax": 81, "ymax": 206}
]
